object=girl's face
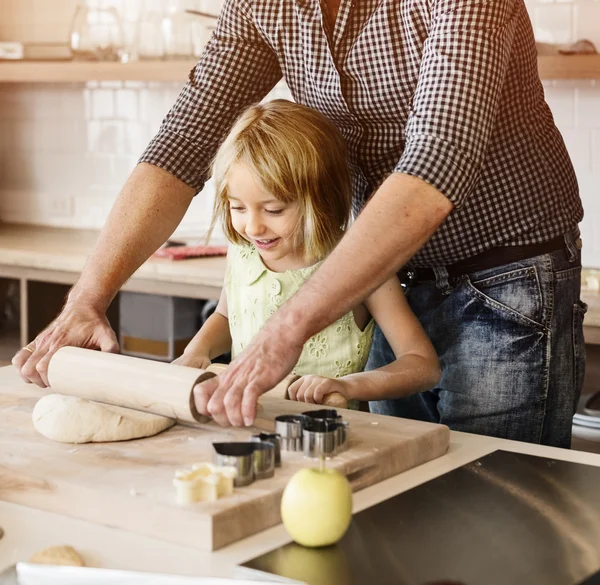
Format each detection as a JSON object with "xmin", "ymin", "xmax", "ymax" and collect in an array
[{"xmin": 227, "ymin": 163, "xmax": 306, "ymax": 272}]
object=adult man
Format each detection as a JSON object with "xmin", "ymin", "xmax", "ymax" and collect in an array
[{"xmin": 14, "ymin": 0, "xmax": 585, "ymax": 447}]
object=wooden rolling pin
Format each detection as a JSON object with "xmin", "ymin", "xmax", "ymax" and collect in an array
[
  {"xmin": 46, "ymin": 348, "xmax": 348, "ymax": 426},
  {"xmin": 47, "ymin": 347, "xmax": 214, "ymax": 424},
  {"xmin": 206, "ymin": 364, "xmax": 348, "ymax": 409}
]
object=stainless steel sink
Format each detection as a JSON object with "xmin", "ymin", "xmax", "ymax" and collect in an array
[{"xmin": 244, "ymin": 450, "xmax": 600, "ymax": 585}]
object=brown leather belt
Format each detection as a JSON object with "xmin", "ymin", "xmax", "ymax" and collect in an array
[{"xmin": 400, "ymin": 235, "xmax": 568, "ymax": 283}]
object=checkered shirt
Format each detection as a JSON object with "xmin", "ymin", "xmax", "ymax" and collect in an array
[{"xmin": 139, "ymin": 0, "xmax": 583, "ymax": 266}]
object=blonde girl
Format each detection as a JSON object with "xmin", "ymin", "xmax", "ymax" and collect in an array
[{"xmin": 175, "ymin": 100, "xmax": 440, "ymax": 408}]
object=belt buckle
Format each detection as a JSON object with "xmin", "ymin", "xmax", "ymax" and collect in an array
[{"xmin": 399, "ymin": 268, "xmax": 417, "ymax": 289}]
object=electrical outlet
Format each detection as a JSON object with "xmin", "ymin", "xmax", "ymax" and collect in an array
[{"xmin": 48, "ymin": 196, "xmax": 74, "ymax": 218}]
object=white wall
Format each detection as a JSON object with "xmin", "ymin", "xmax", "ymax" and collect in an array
[
  {"xmin": 527, "ymin": 0, "xmax": 600, "ymax": 267},
  {"xmin": 0, "ymin": 0, "xmax": 599, "ymax": 260}
]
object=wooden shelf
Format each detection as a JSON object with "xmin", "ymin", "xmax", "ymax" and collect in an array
[
  {"xmin": 0, "ymin": 60, "xmax": 198, "ymax": 83},
  {"xmin": 0, "ymin": 55, "xmax": 599, "ymax": 83},
  {"xmin": 537, "ymin": 55, "xmax": 600, "ymax": 80}
]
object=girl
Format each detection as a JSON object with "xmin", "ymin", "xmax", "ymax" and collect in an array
[{"xmin": 174, "ymin": 100, "xmax": 440, "ymax": 407}]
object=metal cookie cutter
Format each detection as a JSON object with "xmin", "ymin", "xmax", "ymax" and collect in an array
[
  {"xmin": 336, "ymin": 420, "xmax": 350, "ymax": 452},
  {"xmin": 302, "ymin": 409, "xmax": 349, "ymax": 452},
  {"xmin": 302, "ymin": 408, "xmax": 343, "ymax": 422},
  {"xmin": 251, "ymin": 442, "xmax": 276, "ymax": 480},
  {"xmin": 302, "ymin": 419, "xmax": 339, "ymax": 458},
  {"xmin": 251, "ymin": 432, "xmax": 282, "ymax": 467},
  {"xmin": 213, "ymin": 442, "xmax": 275, "ymax": 486},
  {"xmin": 213, "ymin": 442, "xmax": 254, "ymax": 487},
  {"xmin": 275, "ymin": 414, "xmax": 311, "ymax": 452}
]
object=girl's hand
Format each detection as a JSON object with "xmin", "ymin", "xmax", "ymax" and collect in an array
[
  {"xmin": 287, "ymin": 375, "xmax": 348, "ymax": 405},
  {"xmin": 172, "ymin": 353, "xmax": 211, "ymax": 370}
]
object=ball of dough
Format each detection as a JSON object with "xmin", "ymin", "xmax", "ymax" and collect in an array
[
  {"xmin": 29, "ymin": 544, "xmax": 85, "ymax": 567},
  {"xmin": 32, "ymin": 394, "xmax": 176, "ymax": 444}
]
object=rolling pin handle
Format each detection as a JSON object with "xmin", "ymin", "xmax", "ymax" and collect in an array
[{"xmin": 321, "ymin": 392, "xmax": 348, "ymax": 409}]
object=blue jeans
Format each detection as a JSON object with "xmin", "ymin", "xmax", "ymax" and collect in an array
[{"xmin": 367, "ymin": 234, "xmax": 587, "ymax": 448}]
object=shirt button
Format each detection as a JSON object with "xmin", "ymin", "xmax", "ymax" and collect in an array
[
  {"xmin": 265, "ymin": 303, "xmax": 278, "ymax": 317},
  {"xmin": 269, "ymin": 278, "xmax": 282, "ymax": 295}
]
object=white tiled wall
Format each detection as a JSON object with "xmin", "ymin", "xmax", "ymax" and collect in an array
[
  {"xmin": 0, "ymin": 0, "xmax": 599, "ymax": 260},
  {"xmin": 0, "ymin": 78, "xmax": 290, "ymax": 240},
  {"xmin": 0, "ymin": 0, "xmax": 229, "ymax": 240},
  {"xmin": 0, "ymin": 80, "xmax": 205, "ymax": 238},
  {"xmin": 527, "ymin": 0, "xmax": 600, "ymax": 267}
]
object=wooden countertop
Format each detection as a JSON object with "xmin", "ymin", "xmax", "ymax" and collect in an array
[
  {"xmin": 0, "ymin": 358, "xmax": 449, "ymax": 553},
  {"xmin": 1, "ymin": 364, "xmax": 599, "ymax": 579},
  {"xmin": 0, "ymin": 223, "xmax": 227, "ymax": 299}
]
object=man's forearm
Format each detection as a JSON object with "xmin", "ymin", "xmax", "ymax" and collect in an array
[
  {"xmin": 69, "ymin": 163, "xmax": 195, "ymax": 312},
  {"xmin": 279, "ymin": 173, "xmax": 453, "ymax": 342}
]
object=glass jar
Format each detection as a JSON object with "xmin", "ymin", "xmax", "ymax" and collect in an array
[
  {"xmin": 136, "ymin": 0, "xmax": 165, "ymax": 60},
  {"xmin": 70, "ymin": 3, "xmax": 126, "ymax": 62},
  {"xmin": 162, "ymin": 10, "xmax": 195, "ymax": 59}
]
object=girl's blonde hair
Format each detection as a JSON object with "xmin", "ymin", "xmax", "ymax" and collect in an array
[{"xmin": 211, "ymin": 99, "xmax": 352, "ymax": 263}]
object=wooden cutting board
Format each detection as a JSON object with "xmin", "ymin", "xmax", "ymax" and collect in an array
[{"xmin": 0, "ymin": 367, "xmax": 449, "ymax": 551}]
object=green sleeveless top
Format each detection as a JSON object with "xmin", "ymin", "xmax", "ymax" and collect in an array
[{"xmin": 225, "ymin": 244, "xmax": 375, "ymax": 381}]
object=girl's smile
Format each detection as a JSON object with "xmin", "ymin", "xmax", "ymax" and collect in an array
[{"xmin": 253, "ymin": 237, "xmax": 281, "ymax": 250}]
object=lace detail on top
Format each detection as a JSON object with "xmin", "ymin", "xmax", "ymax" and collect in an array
[{"xmin": 225, "ymin": 244, "xmax": 375, "ymax": 380}]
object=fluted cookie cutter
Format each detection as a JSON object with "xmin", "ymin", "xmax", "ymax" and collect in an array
[
  {"xmin": 251, "ymin": 432, "xmax": 282, "ymax": 467},
  {"xmin": 213, "ymin": 442, "xmax": 275, "ymax": 486},
  {"xmin": 274, "ymin": 414, "xmax": 311, "ymax": 452}
]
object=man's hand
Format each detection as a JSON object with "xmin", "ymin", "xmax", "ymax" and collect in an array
[
  {"xmin": 193, "ymin": 318, "xmax": 304, "ymax": 427},
  {"xmin": 172, "ymin": 353, "xmax": 211, "ymax": 370},
  {"xmin": 12, "ymin": 302, "xmax": 118, "ymax": 387},
  {"xmin": 287, "ymin": 375, "xmax": 348, "ymax": 405}
]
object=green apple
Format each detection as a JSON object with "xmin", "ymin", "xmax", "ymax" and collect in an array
[{"xmin": 280, "ymin": 467, "xmax": 353, "ymax": 547}]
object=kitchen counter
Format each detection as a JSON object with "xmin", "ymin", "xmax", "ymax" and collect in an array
[
  {"xmin": 1, "ymin": 364, "xmax": 600, "ymax": 581},
  {"xmin": 2, "ymin": 222, "xmax": 600, "ymax": 347},
  {"xmin": 582, "ymin": 269, "xmax": 600, "ymax": 344},
  {"xmin": 0, "ymin": 223, "xmax": 226, "ymax": 297},
  {"xmin": 0, "ymin": 223, "xmax": 227, "ymax": 347}
]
